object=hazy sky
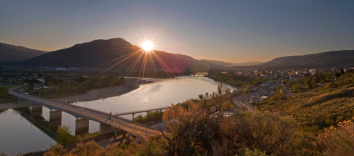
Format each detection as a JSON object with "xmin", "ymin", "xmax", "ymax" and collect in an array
[{"xmin": 1, "ymin": 1, "xmax": 354, "ymax": 63}]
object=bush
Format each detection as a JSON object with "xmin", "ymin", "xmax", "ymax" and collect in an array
[
  {"xmin": 44, "ymin": 136, "xmax": 167, "ymax": 156},
  {"xmin": 70, "ymin": 141, "xmax": 103, "ymax": 156},
  {"xmin": 318, "ymin": 120, "xmax": 354, "ymax": 156},
  {"xmin": 243, "ymin": 88, "xmax": 249, "ymax": 94},
  {"xmin": 56, "ymin": 125, "xmax": 81, "ymax": 145},
  {"xmin": 244, "ymin": 148, "xmax": 268, "ymax": 156},
  {"xmin": 306, "ymin": 84, "xmax": 312, "ymax": 89},
  {"xmin": 0, "ymin": 86, "xmax": 9, "ymax": 98},
  {"xmin": 229, "ymin": 111, "xmax": 296, "ymax": 155},
  {"xmin": 44, "ymin": 144, "xmax": 67, "ymax": 156},
  {"xmin": 291, "ymin": 84, "xmax": 303, "ymax": 92},
  {"xmin": 134, "ymin": 111, "xmax": 163, "ymax": 123}
]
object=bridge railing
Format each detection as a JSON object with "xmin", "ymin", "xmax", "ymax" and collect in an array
[
  {"xmin": 16, "ymin": 97, "xmax": 161, "ymax": 136},
  {"xmin": 10, "ymin": 88, "xmax": 163, "ymax": 136}
]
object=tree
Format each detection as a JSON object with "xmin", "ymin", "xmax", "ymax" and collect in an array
[
  {"xmin": 56, "ymin": 125, "xmax": 73, "ymax": 144},
  {"xmin": 70, "ymin": 141, "xmax": 103, "ymax": 156},
  {"xmin": 243, "ymin": 88, "xmax": 249, "ymax": 94},
  {"xmin": 56, "ymin": 125, "xmax": 81, "ymax": 145},
  {"xmin": 44, "ymin": 144, "xmax": 67, "ymax": 156},
  {"xmin": 306, "ymin": 79, "xmax": 312, "ymax": 89},
  {"xmin": 291, "ymin": 84, "xmax": 303, "ymax": 92}
]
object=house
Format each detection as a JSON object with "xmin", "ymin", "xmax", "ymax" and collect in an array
[
  {"xmin": 309, "ymin": 69, "xmax": 317, "ymax": 76},
  {"xmin": 260, "ymin": 95, "xmax": 269, "ymax": 100}
]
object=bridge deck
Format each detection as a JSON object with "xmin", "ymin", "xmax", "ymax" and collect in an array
[
  {"xmin": 9, "ymin": 87, "xmax": 168, "ymax": 141},
  {"xmin": 113, "ymin": 107, "xmax": 167, "ymax": 116}
]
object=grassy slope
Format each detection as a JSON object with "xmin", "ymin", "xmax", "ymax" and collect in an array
[
  {"xmin": 255, "ymin": 73, "xmax": 354, "ymax": 134},
  {"xmin": 0, "ymin": 84, "xmax": 22, "ymax": 103},
  {"xmin": 0, "ymin": 84, "xmax": 22, "ymax": 89}
]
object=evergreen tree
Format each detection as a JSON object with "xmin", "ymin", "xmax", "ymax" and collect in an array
[{"xmin": 306, "ymin": 80, "xmax": 312, "ymax": 89}]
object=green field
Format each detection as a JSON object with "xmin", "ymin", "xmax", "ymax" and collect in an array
[{"xmin": 0, "ymin": 84, "xmax": 23, "ymax": 89}]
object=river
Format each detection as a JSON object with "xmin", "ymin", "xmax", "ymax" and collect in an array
[{"xmin": 0, "ymin": 76, "xmax": 236, "ymax": 154}]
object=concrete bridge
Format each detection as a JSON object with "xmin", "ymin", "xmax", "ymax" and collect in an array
[
  {"xmin": 113, "ymin": 107, "xmax": 167, "ymax": 121},
  {"xmin": 9, "ymin": 87, "xmax": 167, "ymax": 141}
]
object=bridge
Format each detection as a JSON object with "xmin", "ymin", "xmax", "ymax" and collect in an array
[
  {"xmin": 9, "ymin": 87, "xmax": 167, "ymax": 141},
  {"xmin": 113, "ymin": 107, "xmax": 167, "ymax": 121}
]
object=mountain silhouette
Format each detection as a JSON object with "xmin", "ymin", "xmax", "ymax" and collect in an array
[{"xmin": 0, "ymin": 42, "xmax": 46, "ymax": 63}]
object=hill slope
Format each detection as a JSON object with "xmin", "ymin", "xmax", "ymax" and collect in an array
[
  {"xmin": 227, "ymin": 50, "xmax": 354, "ymax": 70},
  {"xmin": 19, "ymin": 38, "xmax": 210, "ymax": 73},
  {"xmin": 262, "ymin": 50, "xmax": 354, "ymax": 68},
  {"xmin": 201, "ymin": 59, "xmax": 262, "ymax": 67},
  {"xmin": 0, "ymin": 42, "xmax": 46, "ymax": 63}
]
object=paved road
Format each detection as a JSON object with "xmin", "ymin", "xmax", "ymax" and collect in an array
[
  {"xmin": 232, "ymin": 93, "xmax": 255, "ymax": 112},
  {"xmin": 9, "ymin": 87, "xmax": 165, "ymax": 141}
]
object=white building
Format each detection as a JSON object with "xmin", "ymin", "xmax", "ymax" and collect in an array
[{"xmin": 309, "ymin": 69, "xmax": 317, "ymax": 76}]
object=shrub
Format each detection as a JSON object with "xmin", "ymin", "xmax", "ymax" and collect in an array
[
  {"xmin": 318, "ymin": 120, "xmax": 354, "ymax": 156},
  {"xmin": 56, "ymin": 125, "xmax": 82, "ymax": 145},
  {"xmin": 291, "ymin": 84, "xmax": 303, "ymax": 92},
  {"xmin": 229, "ymin": 111, "xmax": 296, "ymax": 155},
  {"xmin": 134, "ymin": 111, "xmax": 163, "ymax": 123},
  {"xmin": 244, "ymin": 148, "xmax": 268, "ymax": 156},
  {"xmin": 44, "ymin": 144, "xmax": 67, "ymax": 156},
  {"xmin": 70, "ymin": 141, "xmax": 104, "ymax": 156},
  {"xmin": 243, "ymin": 88, "xmax": 249, "ymax": 94}
]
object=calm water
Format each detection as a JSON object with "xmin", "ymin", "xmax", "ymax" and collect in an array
[
  {"xmin": 72, "ymin": 76, "xmax": 236, "ymax": 119},
  {"xmin": 0, "ymin": 109, "xmax": 56, "ymax": 155},
  {"xmin": 0, "ymin": 76, "xmax": 236, "ymax": 154}
]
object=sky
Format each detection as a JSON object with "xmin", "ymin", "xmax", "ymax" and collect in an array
[{"xmin": 1, "ymin": 0, "xmax": 354, "ymax": 63}]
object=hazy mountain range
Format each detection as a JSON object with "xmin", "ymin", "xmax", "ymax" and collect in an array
[
  {"xmin": 0, "ymin": 42, "xmax": 46, "ymax": 63},
  {"xmin": 1, "ymin": 38, "xmax": 354, "ymax": 71},
  {"xmin": 201, "ymin": 60, "xmax": 262, "ymax": 67}
]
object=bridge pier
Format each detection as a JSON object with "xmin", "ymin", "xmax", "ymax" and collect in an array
[
  {"xmin": 132, "ymin": 113, "xmax": 135, "ymax": 122},
  {"xmin": 99, "ymin": 122, "xmax": 115, "ymax": 134},
  {"xmin": 49, "ymin": 110, "xmax": 62, "ymax": 131},
  {"xmin": 30, "ymin": 104, "xmax": 42, "ymax": 116},
  {"xmin": 75, "ymin": 118, "xmax": 89, "ymax": 136}
]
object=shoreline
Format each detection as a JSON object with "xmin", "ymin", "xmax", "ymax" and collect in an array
[{"xmin": 53, "ymin": 78, "xmax": 157, "ymax": 103}]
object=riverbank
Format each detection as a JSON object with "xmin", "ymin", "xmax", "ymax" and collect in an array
[{"xmin": 53, "ymin": 78, "xmax": 157, "ymax": 103}]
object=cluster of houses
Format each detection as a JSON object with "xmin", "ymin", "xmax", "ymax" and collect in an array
[
  {"xmin": 231, "ymin": 67, "xmax": 354, "ymax": 80},
  {"xmin": 238, "ymin": 67, "xmax": 354, "ymax": 104}
]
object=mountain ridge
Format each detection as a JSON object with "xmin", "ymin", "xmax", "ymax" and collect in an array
[{"xmin": 0, "ymin": 42, "xmax": 46, "ymax": 63}]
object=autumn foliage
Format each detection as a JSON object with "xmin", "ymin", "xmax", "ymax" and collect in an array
[{"xmin": 318, "ymin": 119, "xmax": 354, "ymax": 156}]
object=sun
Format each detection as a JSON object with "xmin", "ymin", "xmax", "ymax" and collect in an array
[{"xmin": 142, "ymin": 41, "xmax": 153, "ymax": 51}]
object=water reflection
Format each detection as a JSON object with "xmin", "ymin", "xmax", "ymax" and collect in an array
[
  {"xmin": 0, "ymin": 109, "xmax": 56, "ymax": 155},
  {"xmin": 0, "ymin": 76, "xmax": 235, "ymax": 154},
  {"xmin": 73, "ymin": 76, "xmax": 236, "ymax": 120}
]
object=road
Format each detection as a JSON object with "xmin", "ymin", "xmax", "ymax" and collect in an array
[
  {"xmin": 232, "ymin": 93, "xmax": 255, "ymax": 112},
  {"xmin": 9, "ymin": 87, "xmax": 166, "ymax": 141}
]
